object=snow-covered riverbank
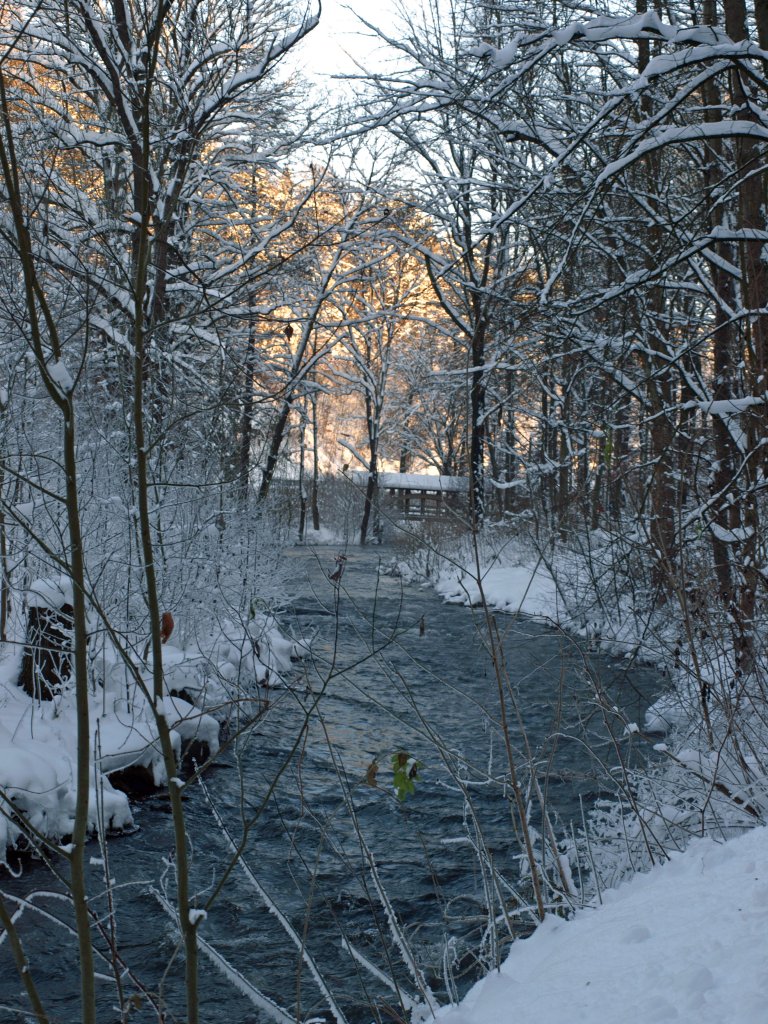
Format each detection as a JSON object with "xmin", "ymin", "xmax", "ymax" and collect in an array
[
  {"xmin": 437, "ymin": 822, "xmax": 767, "ymax": 1024},
  {"xmin": 398, "ymin": 537, "xmax": 767, "ymax": 1024},
  {"xmin": 0, "ymin": 575, "xmax": 298, "ymax": 861},
  {"xmin": 406, "ymin": 533, "xmax": 695, "ymax": 735}
]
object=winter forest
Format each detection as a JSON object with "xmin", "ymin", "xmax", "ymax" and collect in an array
[{"xmin": 1, "ymin": 0, "xmax": 768, "ymax": 1021}]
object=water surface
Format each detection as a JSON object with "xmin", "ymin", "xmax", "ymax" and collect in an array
[{"xmin": 0, "ymin": 545, "xmax": 659, "ymax": 1023}]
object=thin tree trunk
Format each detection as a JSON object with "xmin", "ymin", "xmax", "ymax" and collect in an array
[
  {"xmin": 721, "ymin": 0, "xmax": 768, "ymax": 670},
  {"xmin": 311, "ymin": 394, "xmax": 320, "ymax": 532},
  {"xmin": 469, "ymin": 317, "xmax": 487, "ymax": 526},
  {"xmin": 360, "ymin": 393, "xmax": 380, "ymax": 545},
  {"xmin": 298, "ymin": 410, "xmax": 307, "ymax": 543},
  {"xmin": 0, "ymin": 69, "xmax": 97, "ymax": 1024},
  {"xmin": 238, "ymin": 305, "xmax": 258, "ymax": 504}
]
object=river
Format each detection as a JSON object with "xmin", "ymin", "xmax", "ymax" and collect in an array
[{"xmin": 0, "ymin": 545, "xmax": 660, "ymax": 1023}]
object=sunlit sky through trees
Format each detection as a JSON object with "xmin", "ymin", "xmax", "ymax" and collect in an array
[{"xmin": 298, "ymin": 0, "xmax": 414, "ymax": 83}]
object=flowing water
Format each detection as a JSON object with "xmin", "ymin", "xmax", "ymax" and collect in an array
[{"xmin": 0, "ymin": 546, "xmax": 660, "ymax": 1023}]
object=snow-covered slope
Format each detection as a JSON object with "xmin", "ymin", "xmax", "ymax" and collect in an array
[{"xmin": 438, "ymin": 825, "xmax": 768, "ymax": 1024}]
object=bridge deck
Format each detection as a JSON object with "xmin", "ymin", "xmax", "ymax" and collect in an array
[{"xmin": 351, "ymin": 471, "xmax": 469, "ymax": 518}]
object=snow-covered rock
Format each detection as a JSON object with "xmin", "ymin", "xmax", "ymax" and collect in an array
[{"xmin": 0, "ymin": 584, "xmax": 301, "ymax": 860}]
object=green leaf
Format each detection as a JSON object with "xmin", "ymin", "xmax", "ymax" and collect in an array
[{"xmin": 392, "ymin": 751, "xmax": 422, "ymax": 802}]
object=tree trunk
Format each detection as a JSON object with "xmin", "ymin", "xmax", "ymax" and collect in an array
[
  {"xmin": 311, "ymin": 393, "xmax": 321, "ymax": 532},
  {"xmin": 360, "ymin": 392, "xmax": 381, "ymax": 545},
  {"xmin": 468, "ymin": 317, "xmax": 487, "ymax": 526},
  {"xmin": 720, "ymin": 0, "xmax": 768, "ymax": 671},
  {"xmin": 17, "ymin": 602, "xmax": 74, "ymax": 701},
  {"xmin": 238, "ymin": 310, "xmax": 258, "ymax": 505}
]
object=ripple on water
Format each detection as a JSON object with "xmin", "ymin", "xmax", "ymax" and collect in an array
[{"xmin": 0, "ymin": 546, "xmax": 660, "ymax": 1023}]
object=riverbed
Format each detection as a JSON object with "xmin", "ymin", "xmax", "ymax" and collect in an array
[{"xmin": 0, "ymin": 545, "xmax": 660, "ymax": 1023}]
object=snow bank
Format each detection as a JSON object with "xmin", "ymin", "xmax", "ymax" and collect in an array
[
  {"xmin": 0, "ymin": 692, "xmax": 135, "ymax": 859},
  {"xmin": 435, "ymin": 562, "xmax": 560, "ymax": 619},
  {"xmin": 27, "ymin": 574, "xmax": 74, "ymax": 611},
  {"xmin": 0, "ymin": 583, "xmax": 300, "ymax": 860},
  {"xmin": 436, "ymin": 825, "xmax": 768, "ymax": 1024},
  {"xmin": 160, "ymin": 611, "xmax": 299, "ymax": 698},
  {"xmin": 423, "ymin": 531, "xmax": 674, "ymax": 670}
]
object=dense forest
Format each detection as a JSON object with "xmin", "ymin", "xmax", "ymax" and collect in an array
[{"xmin": 1, "ymin": 0, "xmax": 768, "ymax": 1021}]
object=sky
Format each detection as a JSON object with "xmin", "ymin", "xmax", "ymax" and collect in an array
[{"xmin": 297, "ymin": 0, "xmax": 415, "ymax": 83}]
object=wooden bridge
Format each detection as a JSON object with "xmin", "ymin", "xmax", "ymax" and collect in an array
[{"xmin": 352, "ymin": 471, "xmax": 469, "ymax": 519}]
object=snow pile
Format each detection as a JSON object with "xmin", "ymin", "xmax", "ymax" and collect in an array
[
  {"xmin": 437, "ymin": 824, "xmax": 768, "ymax": 1024},
  {"xmin": 0, "ymin": 693, "xmax": 134, "ymax": 857},
  {"xmin": 435, "ymin": 561, "xmax": 560, "ymax": 619},
  {"xmin": 27, "ymin": 575, "xmax": 74, "ymax": 610},
  {"xmin": 644, "ymin": 689, "xmax": 695, "ymax": 734},
  {"xmin": 0, "ymin": 579, "xmax": 300, "ymax": 860},
  {"xmin": 428, "ymin": 534, "xmax": 633, "ymax": 643}
]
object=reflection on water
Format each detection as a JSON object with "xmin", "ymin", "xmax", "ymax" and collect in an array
[{"xmin": 0, "ymin": 546, "xmax": 660, "ymax": 1023}]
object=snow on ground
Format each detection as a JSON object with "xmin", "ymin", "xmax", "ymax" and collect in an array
[
  {"xmin": 429, "ymin": 536, "xmax": 655, "ymax": 651},
  {"xmin": 435, "ymin": 559, "xmax": 561, "ymax": 619},
  {"xmin": 437, "ymin": 824, "xmax": 768, "ymax": 1024},
  {"xmin": 0, "ymin": 668, "xmax": 136, "ymax": 854},
  {"xmin": 0, "ymin": 577, "xmax": 300, "ymax": 861}
]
